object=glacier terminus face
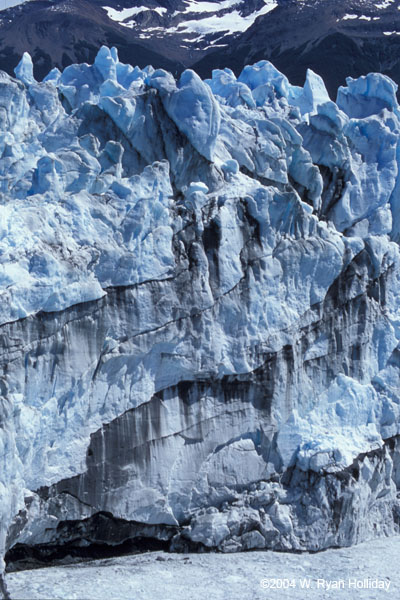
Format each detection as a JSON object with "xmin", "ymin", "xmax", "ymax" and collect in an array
[{"xmin": 1, "ymin": 45, "xmax": 400, "ymax": 586}]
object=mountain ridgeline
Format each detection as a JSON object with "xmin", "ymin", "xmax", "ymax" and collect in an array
[{"xmin": 0, "ymin": 0, "xmax": 399, "ymax": 97}]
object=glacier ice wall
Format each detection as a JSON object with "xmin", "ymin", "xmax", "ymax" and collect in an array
[{"xmin": 1, "ymin": 48, "xmax": 400, "ymax": 574}]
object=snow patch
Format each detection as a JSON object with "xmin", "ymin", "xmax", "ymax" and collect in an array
[
  {"xmin": 375, "ymin": 0, "xmax": 395, "ymax": 8},
  {"xmin": 173, "ymin": 1, "xmax": 278, "ymax": 36},
  {"xmin": 181, "ymin": 0, "xmax": 242, "ymax": 13},
  {"xmin": 103, "ymin": 5, "xmax": 167, "ymax": 24}
]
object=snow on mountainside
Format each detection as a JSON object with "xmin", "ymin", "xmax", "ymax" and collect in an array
[
  {"xmin": 103, "ymin": 0, "xmax": 278, "ymax": 37},
  {"xmin": 2, "ymin": 48, "xmax": 400, "ymax": 596},
  {"xmin": 192, "ymin": 0, "xmax": 400, "ymax": 94}
]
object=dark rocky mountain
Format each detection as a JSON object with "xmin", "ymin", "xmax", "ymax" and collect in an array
[
  {"xmin": 0, "ymin": 0, "xmax": 400, "ymax": 96},
  {"xmin": 193, "ymin": 0, "xmax": 400, "ymax": 98},
  {"xmin": 0, "ymin": 0, "xmax": 181, "ymax": 80}
]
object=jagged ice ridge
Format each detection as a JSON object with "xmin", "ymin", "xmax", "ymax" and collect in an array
[{"xmin": 1, "ymin": 45, "xmax": 400, "ymax": 587}]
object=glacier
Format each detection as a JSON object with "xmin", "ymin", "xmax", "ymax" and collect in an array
[{"xmin": 1, "ymin": 45, "xmax": 400, "ymax": 590}]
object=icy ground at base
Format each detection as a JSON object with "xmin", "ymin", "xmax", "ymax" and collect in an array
[{"xmin": 7, "ymin": 536, "xmax": 400, "ymax": 600}]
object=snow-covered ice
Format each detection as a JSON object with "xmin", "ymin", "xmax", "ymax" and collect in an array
[{"xmin": 7, "ymin": 536, "xmax": 400, "ymax": 599}]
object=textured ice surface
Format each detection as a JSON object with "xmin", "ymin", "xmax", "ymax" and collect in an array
[
  {"xmin": 7, "ymin": 536, "xmax": 400, "ymax": 600},
  {"xmin": 2, "ymin": 48, "xmax": 400, "ymax": 578}
]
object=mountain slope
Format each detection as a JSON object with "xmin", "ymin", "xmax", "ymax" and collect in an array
[
  {"xmin": 1, "ymin": 0, "xmax": 400, "ymax": 95},
  {"xmin": 192, "ymin": 0, "xmax": 400, "ymax": 97},
  {"xmin": 0, "ymin": 0, "xmax": 180, "ymax": 80}
]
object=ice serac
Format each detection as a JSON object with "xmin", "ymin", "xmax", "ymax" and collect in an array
[
  {"xmin": 2, "ymin": 48, "xmax": 400, "ymax": 580},
  {"xmin": 147, "ymin": 68, "xmax": 221, "ymax": 162}
]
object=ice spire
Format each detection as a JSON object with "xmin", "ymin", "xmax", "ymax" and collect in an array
[{"xmin": 14, "ymin": 52, "xmax": 35, "ymax": 86}]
